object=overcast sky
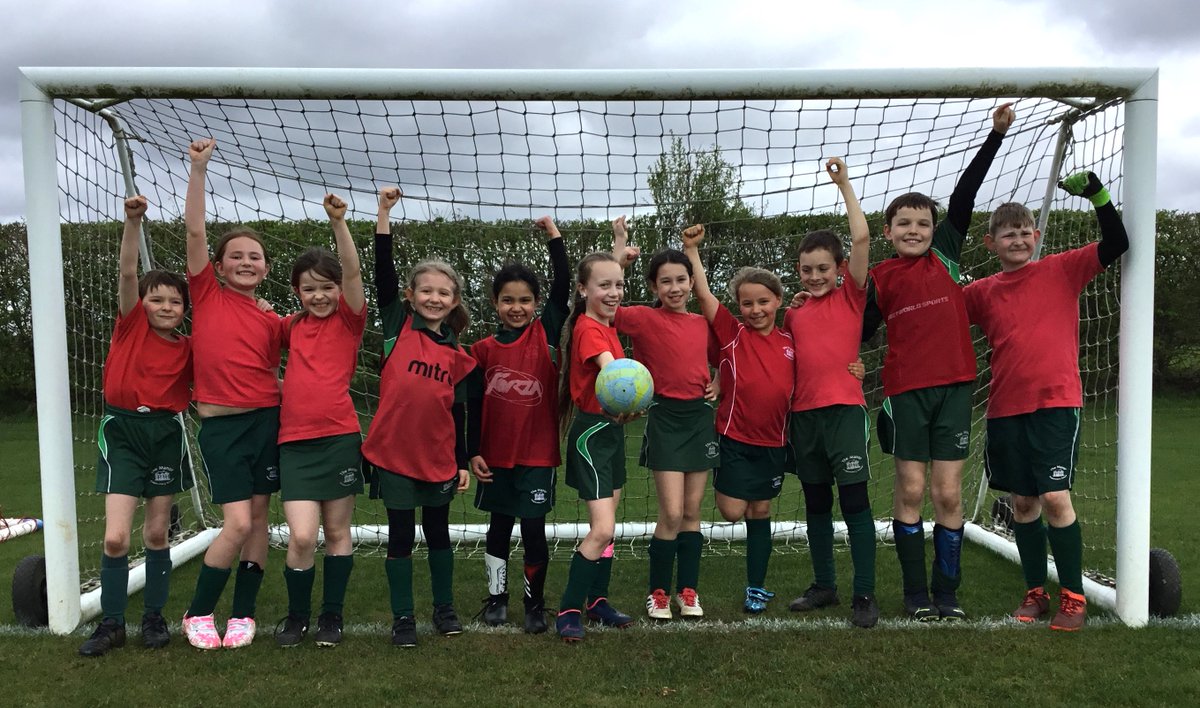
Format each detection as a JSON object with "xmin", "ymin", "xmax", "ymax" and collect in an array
[{"xmin": 3, "ymin": 0, "xmax": 1198, "ymax": 222}]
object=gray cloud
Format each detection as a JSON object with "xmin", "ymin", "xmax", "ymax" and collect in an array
[{"xmin": 1028, "ymin": 0, "xmax": 1200, "ymax": 53}]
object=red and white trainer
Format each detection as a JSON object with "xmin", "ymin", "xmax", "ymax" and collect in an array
[
  {"xmin": 675, "ymin": 588, "xmax": 704, "ymax": 618},
  {"xmin": 646, "ymin": 589, "xmax": 672, "ymax": 620}
]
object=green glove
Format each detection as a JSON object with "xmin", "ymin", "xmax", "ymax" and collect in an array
[{"xmin": 1058, "ymin": 171, "xmax": 1111, "ymax": 208}]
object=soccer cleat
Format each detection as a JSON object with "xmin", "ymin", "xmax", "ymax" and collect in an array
[
  {"xmin": 555, "ymin": 610, "xmax": 585, "ymax": 642},
  {"xmin": 934, "ymin": 591, "xmax": 967, "ymax": 621},
  {"xmin": 788, "ymin": 583, "xmax": 840, "ymax": 612},
  {"xmin": 1050, "ymin": 589, "xmax": 1087, "ymax": 631},
  {"xmin": 524, "ymin": 604, "xmax": 549, "ymax": 635},
  {"xmin": 586, "ymin": 598, "xmax": 634, "ymax": 628},
  {"xmin": 646, "ymin": 589, "xmax": 672, "ymax": 620},
  {"xmin": 140, "ymin": 611, "xmax": 170, "ymax": 649},
  {"xmin": 1012, "ymin": 587, "xmax": 1051, "ymax": 623},
  {"xmin": 314, "ymin": 612, "xmax": 344, "ymax": 647},
  {"xmin": 222, "ymin": 616, "xmax": 257, "ymax": 648},
  {"xmin": 743, "ymin": 586, "xmax": 776, "ymax": 614},
  {"xmin": 674, "ymin": 588, "xmax": 704, "ymax": 619},
  {"xmin": 391, "ymin": 615, "xmax": 417, "ymax": 648},
  {"xmin": 432, "ymin": 603, "xmax": 463, "ymax": 636},
  {"xmin": 480, "ymin": 592, "xmax": 509, "ymax": 627},
  {"xmin": 274, "ymin": 614, "xmax": 308, "ymax": 648},
  {"xmin": 78, "ymin": 617, "xmax": 126, "ymax": 657},
  {"xmin": 182, "ymin": 613, "xmax": 222, "ymax": 650},
  {"xmin": 850, "ymin": 594, "xmax": 880, "ymax": 629},
  {"xmin": 903, "ymin": 592, "xmax": 939, "ymax": 622}
]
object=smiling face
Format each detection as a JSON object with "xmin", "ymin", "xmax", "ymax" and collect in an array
[
  {"xmin": 495, "ymin": 279, "xmax": 538, "ymax": 330},
  {"xmin": 798, "ymin": 247, "xmax": 839, "ymax": 298},
  {"xmin": 214, "ymin": 235, "xmax": 269, "ymax": 293},
  {"xmin": 580, "ymin": 259, "xmax": 624, "ymax": 323},
  {"xmin": 295, "ymin": 269, "xmax": 343, "ymax": 318},
  {"xmin": 649, "ymin": 262, "xmax": 693, "ymax": 313},
  {"xmin": 985, "ymin": 222, "xmax": 1041, "ymax": 272},
  {"xmin": 737, "ymin": 282, "xmax": 782, "ymax": 334},
  {"xmin": 406, "ymin": 270, "xmax": 460, "ymax": 330},
  {"xmin": 884, "ymin": 206, "xmax": 936, "ymax": 258},
  {"xmin": 142, "ymin": 284, "xmax": 186, "ymax": 335}
]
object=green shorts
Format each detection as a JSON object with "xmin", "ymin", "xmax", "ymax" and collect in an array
[
  {"xmin": 789, "ymin": 405, "xmax": 871, "ymax": 486},
  {"xmin": 95, "ymin": 405, "xmax": 193, "ymax": 497},
  {"xmin": 639, "ymin": 396, "xmax": 719, "ymax": 472},
  {"xmin": 279, "ymin": 433, "xmax": 364, "ymax": 502},
  {"xmin": 878, "ymin": 382, "xmax": 973, "ymax": 462},
  {"xmin": 474, "ymin": 465, "xmax": 556, "ymax": 518},
  {"xmin": 985, "ymin": 408, "xmax": 1081, "ymax": 497},
  {"xmin": 198, "ymin": 407, "xmax": 281, "ymax": 505},
  {"xmin": 565, "ymin": 412, "xmax": 627, "ymax": 501},
  {"xmin": 374, "ymin": 467, "xmax": 459, "ymax": 510},
  {"xmin": 712, "ymin": 434, "xmax": 789, "ymax": 502}
]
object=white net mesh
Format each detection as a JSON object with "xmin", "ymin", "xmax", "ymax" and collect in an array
[{"xmin": 52, "ymin": 91, "xmax": 1123, "ymax": 590}]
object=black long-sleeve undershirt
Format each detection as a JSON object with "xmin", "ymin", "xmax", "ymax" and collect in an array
[
  {"xmin": 374, "ymin": 232, "xmax": 400, "ymax": 309},
  {"xmin": 1095, "ymin": 202, "xmax": 1130, "ymax": 267},
  {"xmin": 546, "ymin": 236, "xmax": 570, "ymax": 317},
  {"xmin": 947, "ymin": 130, "xmax": 1005, "ymax": 236}
]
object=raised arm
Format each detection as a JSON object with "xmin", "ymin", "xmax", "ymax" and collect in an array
[
  {"xmin": 535, "ymin": 215, "xmax": 571, "ymax": 316},
  {"xmin": 324, "ymin": 193, "xmax": 365, "ymax": 315},
  {"xmin": 117, "ymin": 195, "xmax": 148, "ymax": 316},
  {"xmin": 611, "ymin": 215, "xmax": 640, "ymax": 269},
  {"xmin": 827, "ymin": 158, "xmax": 870, "ymax": 289},
  {"xmin": 1059, "ymin": 171, "xmax": 1129, "ymax": 267},
  {"xmin": 946, "ymin": 103, "xmax": 1014, "ymax": 236},
  {"xmin": 681, "ymin": 224, "xmax": 719, "ymax": 322},
  {"xmin": 373, "ymin": 186, "xmax": 402, "ymax": 308},
  {"xmin": 184, "ymin": 139, "xmax": 215, "ymax": 276}
]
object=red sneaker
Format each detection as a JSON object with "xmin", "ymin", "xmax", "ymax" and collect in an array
[
  {"xmin": 1012, "ymin": 587, "xmax": 1051, "ymax": 623},
  {"xmin": 1050, "ymin": 589, "xmax": 1087, "ymax": 631}
]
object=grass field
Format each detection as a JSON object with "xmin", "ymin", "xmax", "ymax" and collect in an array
[{"xmin": 1, "ymin": 398, "xmax": 1198, "ymax": 705}]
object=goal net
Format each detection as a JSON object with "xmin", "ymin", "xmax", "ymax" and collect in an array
[{"xmin": 20, "ymin": 68, "xmax": 1155, "ymax": 628}]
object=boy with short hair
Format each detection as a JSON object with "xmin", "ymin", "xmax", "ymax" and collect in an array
[
  {"xmin": 863, "ymin": 104, "xmax": 1013, "ymax": 621},
  {"xmin": 963, "ymin": 171, "xmax": 1128, "ymax": 631},
  {"xmin": 79, "ymin": 196, "xmax": 193, "ymax": 657}
]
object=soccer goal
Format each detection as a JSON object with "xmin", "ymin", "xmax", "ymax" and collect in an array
[{"xmin": 18, "ymin": 67, "xmax": 1158, "ymax": 633}]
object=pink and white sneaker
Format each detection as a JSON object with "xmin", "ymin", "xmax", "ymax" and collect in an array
[
  {"xmin": 222, "ymin": 617, "xmax": 256, "ymax": 648},
  {"xmin": 182, "ymin": 614, "xmax": 222, "ymax": 650}
]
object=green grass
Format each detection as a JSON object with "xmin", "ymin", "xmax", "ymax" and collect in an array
[{"xmin": 1, "ymin": 398, "xmax": 1198, "ymax": 704}]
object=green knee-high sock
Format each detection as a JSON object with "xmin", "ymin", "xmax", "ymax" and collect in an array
[
  {"xmin": 1013, "ymin": 518, "xmax": 1048, "ymax": 589},
  {"xmin": 428, "ymin": 548, "xmax": 454, "ymax": 606},
  {"xmin": 675, "ymin": 531, "xmax": 703, "ymax": 592},
  {"xmin": 587, "ymin": 553, "xmax": 614, "ymax": 605},
  {"xmin": 229, "ymin": 561, "xmax": 265, "ymax": 619},
  {"xmin": 142, "ymin": 548, "xmax": 172, "ymax": 615},
  {"xmin": 322, "ymin": 555, "xmax": 354, "ymax": 616},
  {"xmin": 745, "ymin": 518, "xmax": 772, "ymax": 588},
  {"xmin": 844, "ymin": 509, "xmax": 877, "ymax": 596},
  {"xmin": 806, "ymin": 511, "xmax": 836, "ymax": 589},
  {"xmin": 283, "ymin": 566, "xmax": 315, "ymax": 620},
  {"xmin": 187, "ymin": 564, "xmax": 232, "ymax": 617},
  {"xmin": 892, "ymin": 519, "xmax": 927, "ymax": 596},
  {"xmin": 647, "ymin": 537, "xmax": 677, "ymax": 594},
  {"xmin": 1047, "ymin": 521, "xmax": 1084, "ymax": 594},
  {"xmin": 559, "ymin": 551, "xmax": 601, "ymax": 613},
  {"xmin": 100, "ymin": 553, "xmax": 129, "ymax": 624},
  {"xmin": 385, "ymin": 557, "xmax": 414, "ymax": 618}
]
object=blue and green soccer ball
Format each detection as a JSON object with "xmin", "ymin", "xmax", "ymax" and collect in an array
[{"xmin": 595, "ymin": 358, "xmax": 654, "ymax": 416}]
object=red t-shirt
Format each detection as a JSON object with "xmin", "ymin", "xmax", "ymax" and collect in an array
[
  {"xmin": 472, "ymin": 323, "xmax": 561, "ymax": 468},
  {"xmin": 870, "ymin": 252, "xmax": 975, "ymax": 397},
  {"xmin": 188, "ymin": 263, "xmax": 283, "ymax": 408},
  {"xmin": 615, "ymin": 305, "xmax": 711, "ymax": 400},
  {"xmin": 279, "ymin": 295, "xmax": 367, "ymax": 444},
  {"xmin": 784, "ymin": 277, "xmax": 867, "ymax": 412},
  {"xmin": 568, "ymin": 314, "xmax": 625, "ymax": 414},
  {"xmin": 362, "ymin": 317, "xmax": 477, "ymax": 482},
  {"xmin": 103, "ymin": 303, "xmax": 192, "ymax": 413},
  {"xmin": 709, "ymin": 306, "xmax": 795, "ymax": 447},
  {"xmin": 964, "ymin": 243, "xmax": 1104, "ymax": 418}
]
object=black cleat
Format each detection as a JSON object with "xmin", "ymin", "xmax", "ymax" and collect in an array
[
  {"xmin": 432, "ymin": 604, "xmax": 463, "ymax": 636},
  {"xmin": 904, "ymin": 591, "xmax": 939, "ymax": 622},
  {"xmin": 788, "ymin": 583, "xmax": 840, "ymax": 612},
  {"xmin": 314, "ymin": 612, "xmax": 343, "ymax": 647},
  {"xmin": 79, "ymin": 618, "xmax": 126, "ymax": 657},
  {"xmin": 274, "ymin": 614, "xmax": 309, "ymax": 648},
  {"xmin": 481, "ymin": 593, "xmax": 508, "ymax": 627},
  {"xmin": 391, "ymin": 616, "xmax": 417, "ymax": 648},
  {"xmin": 934, "ymin": 592, "xmax": 967, "ymax": 621},
  {"xmin": 140, "ymin": 611, "xmax": 170, "ymax": 649},
  {"xmin": 850, "ymin": 594, "xmax": 880, "ymax": 628},
  {"xmin": 524, "ymin": 604, "xmax": 548, "ymax": 634},
  {"xmin": 586, "ymin": 598, "xmax": 634, "ymax": 628}
]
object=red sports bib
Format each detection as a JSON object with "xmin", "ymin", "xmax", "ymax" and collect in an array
[{"xmin": 472, "ymin": 325, "xmax": 561, "ymax": 468}]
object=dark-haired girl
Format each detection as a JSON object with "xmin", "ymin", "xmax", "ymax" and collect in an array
[
  {"xmin": 272, "ymin": 193, "xmax": 368, "ymax": 648},
  {"xmin": 468, "ymin": 216, "xmax": 570, "ymax": 634},
  {"xmin": 611, "ymin": 217, "xmax": 715, "ymax": 621}
]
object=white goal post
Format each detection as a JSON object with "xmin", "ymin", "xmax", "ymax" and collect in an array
[{"xmin": 19, "ymin": 66, "xmax": 1157, "ymax": 633}]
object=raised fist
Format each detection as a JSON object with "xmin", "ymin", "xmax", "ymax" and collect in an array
[
  {"xmin": 378, "ymin": 186, "xmax": 402, "ymax": 211},
  {"xmin": 1058, "ymin": 171, "xmax": 1110, "ymax": 207},
  {"xmin": 993, "ymin": 102, "xmax": 1015, "ymax": 134},
  {"xmin": 825, "ymin": 157, "xmax": 848, "ymax": 185},
  {"xmin": 189, "ymin": 138, "xmax": 215, "ymax": 165},
  {"xmin": 323, "ymin": 193, "xmax": 347, "ymax": 220},
  {"xmin": 124, "ymin": 195, "xmax": 148, "ymax": 220},
  {"xmin": 681, "ymin": 224, "xmax": 705, "ymax": 249}
]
